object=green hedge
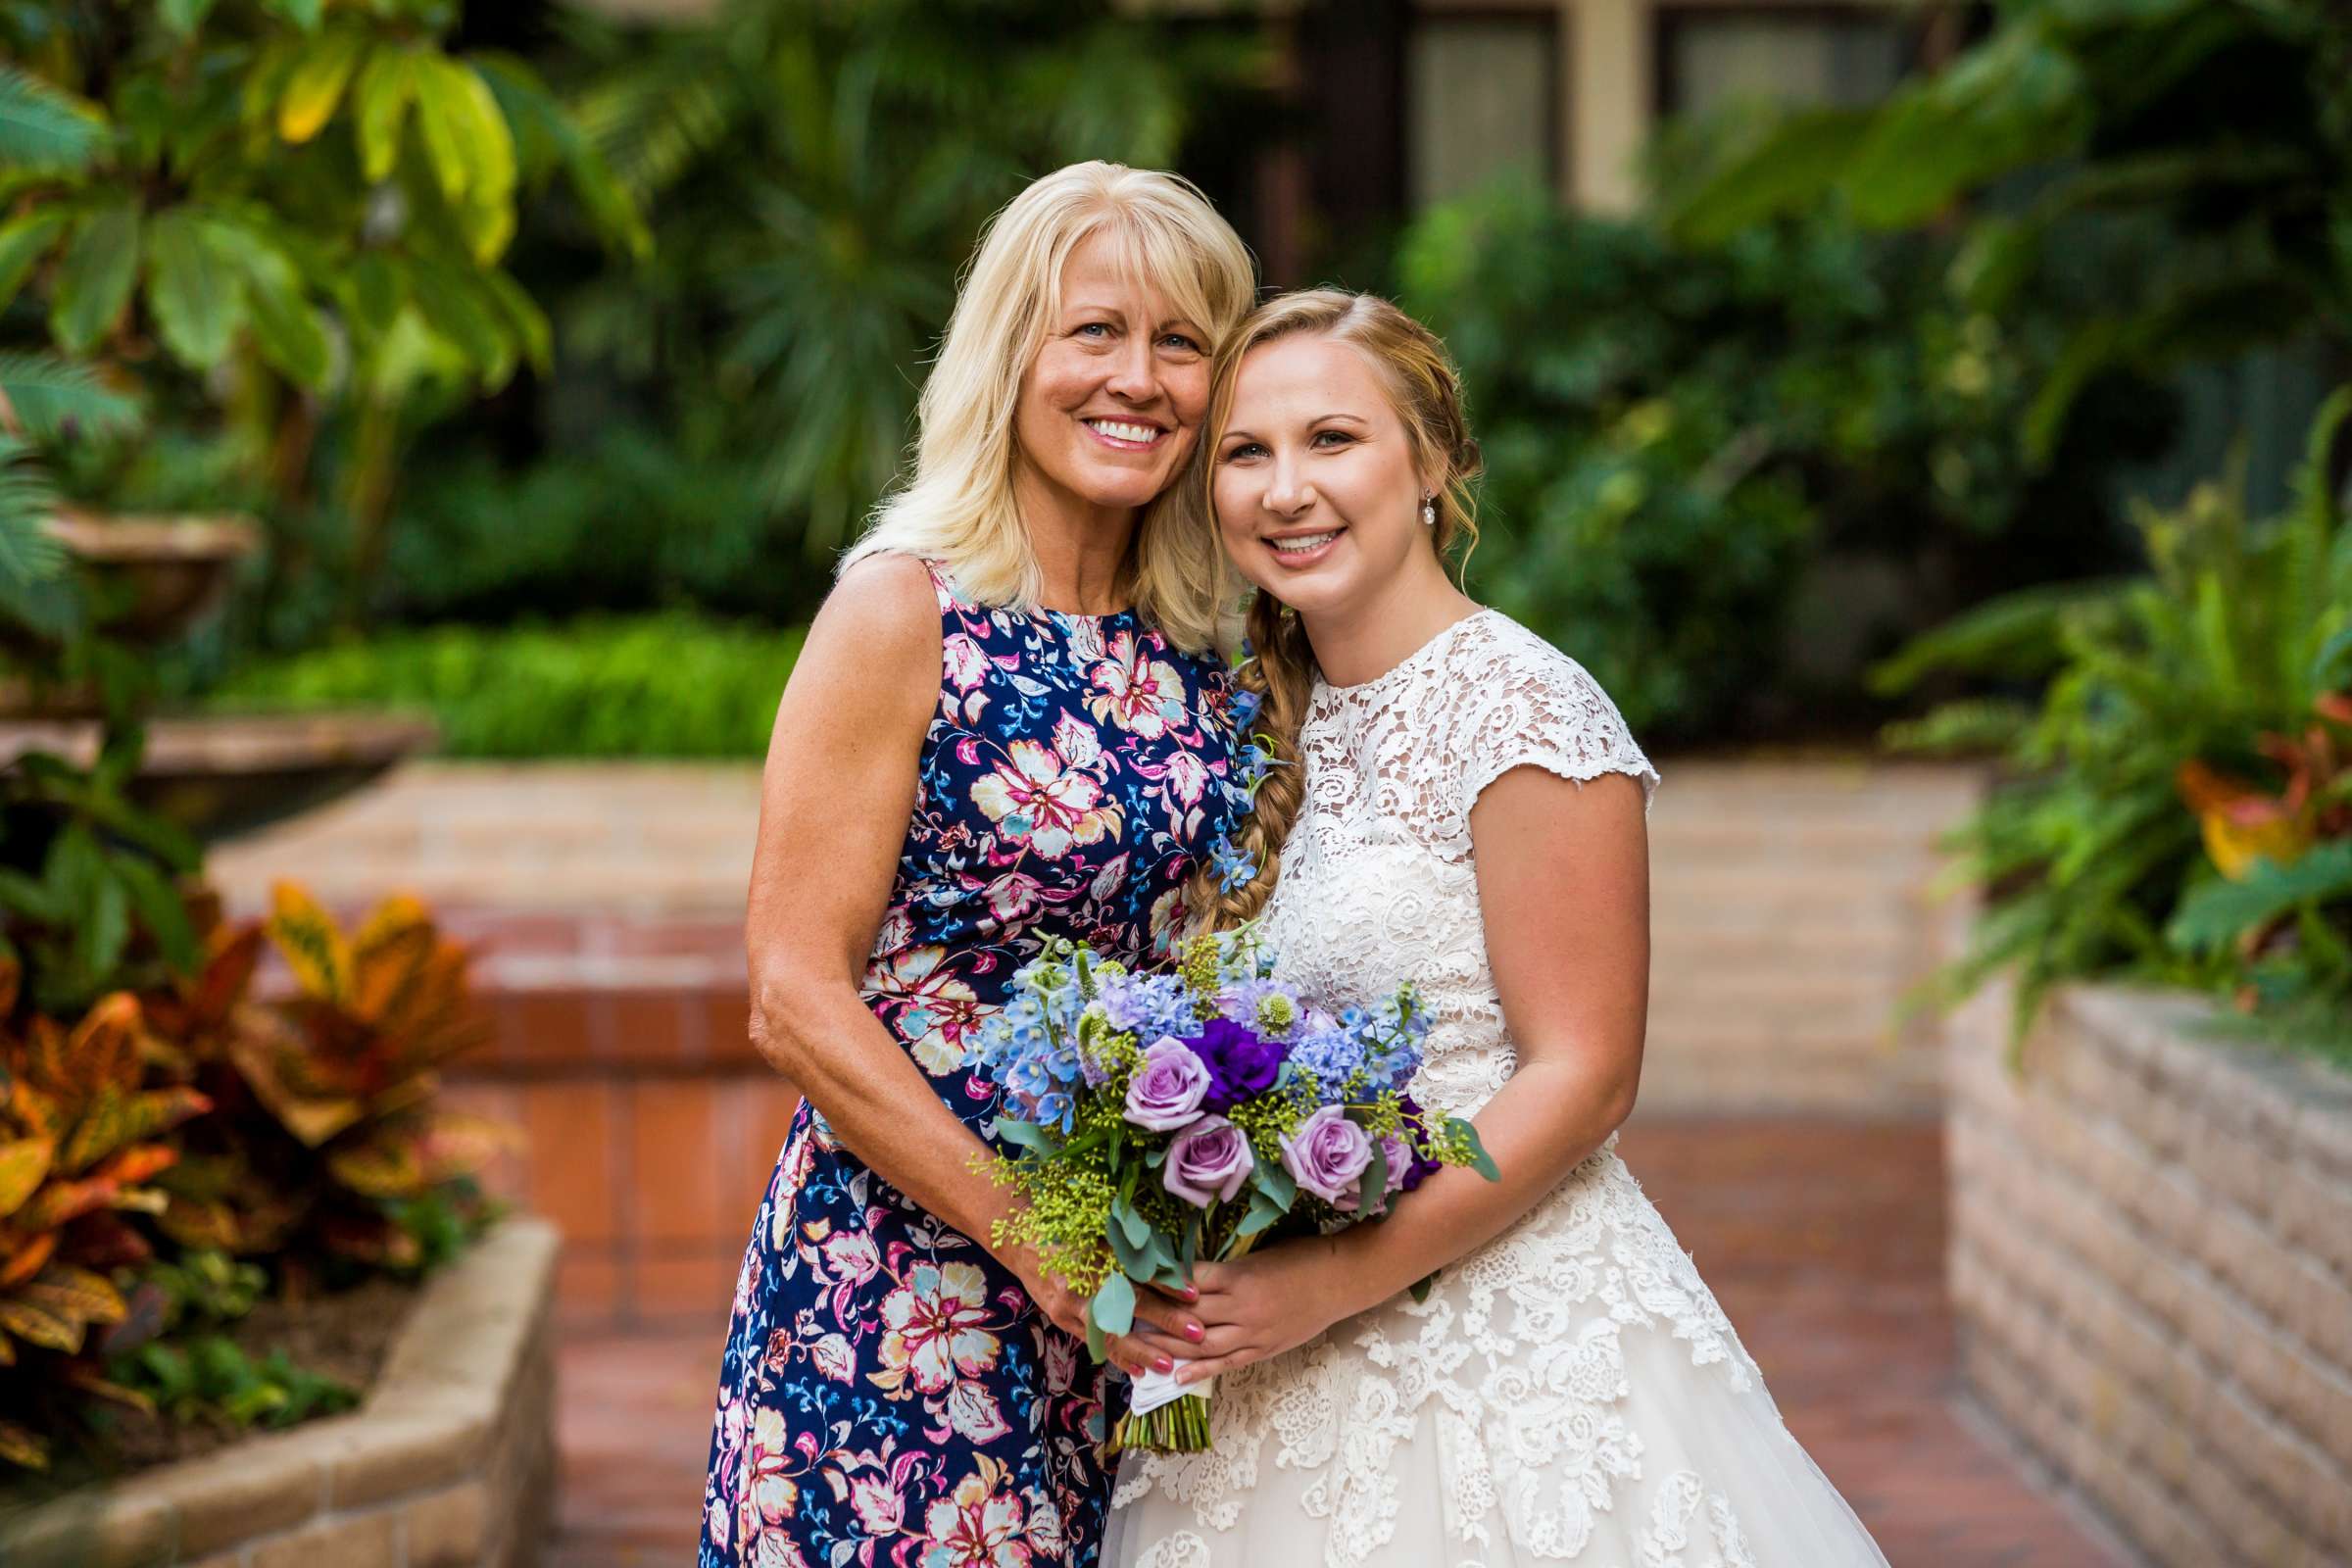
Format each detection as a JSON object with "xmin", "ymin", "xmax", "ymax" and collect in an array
[{"xmin": 213, "ymin": 614, "xmax": 803, "ymax": 760}]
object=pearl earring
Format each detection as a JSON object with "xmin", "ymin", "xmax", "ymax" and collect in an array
[{"xmin": 1421, "ymin": 494, "xmax": 1437, "ymax": 527}]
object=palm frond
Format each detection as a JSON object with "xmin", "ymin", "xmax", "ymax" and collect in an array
[
  {"xmin": 0, "ymin": 432, "xmax": 74, "ymax": 634},
  {"xmin": 0, "ymin": 353, "xmax": 143, "ymax": 447},
  {"xmin": 0, "ymin": 63, "xmax": 106, "ymax": 172}
]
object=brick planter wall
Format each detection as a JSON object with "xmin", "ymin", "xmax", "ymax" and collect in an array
[
  {"xmin": 1946, "ymin": 983, "xmax": 2352, "ymax": 1568},
  {"xmin": 0, "ymin": 1219, "xmax": 560, "ymax": 1568}
]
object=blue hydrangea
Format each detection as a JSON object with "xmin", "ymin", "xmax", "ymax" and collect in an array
[
  {"xmin": 1289, "ymin": 1011, "xmax": 1366, "ymax": 1090},
  {"xmin": 1228, "ymin": 685, "xmax": 1261, "ymax": 731},
  {"xmin": 1096, "ymin": 971, "xmax": 1197, "ymax": 1045}
]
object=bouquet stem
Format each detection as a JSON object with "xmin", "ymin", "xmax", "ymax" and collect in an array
[
  {"xmin": 1106, "ymin": 1233, "xmax": 1258, "ymax": 1456},
  {"xmin": 1110, "ymin": 1389, "xmax": 1213, "ymax": 1454}
]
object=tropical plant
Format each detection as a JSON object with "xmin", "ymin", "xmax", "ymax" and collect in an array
[
  {"xmin": 113, "ymin": 1333, "xmax": 356, "ymax": 1433},
  {"xmin": 1396, "ymin": 179, "xmax": 2164, "ymax": 740},
  {"xmin": 0, "ymin": 354, "xmax": 142, "ymax": 645},
  {"xmin": 1658, "ymin": 0, "xmax": 2352, "ymax": 461},
  {"xmin": 548, "ymin": 0, "xmax": 1262, "ymax": 566},
  {"xmin": 0, "ymin": 978, "xmax": 211, "ymax": 1470},
  {"xmin": 213, "ymin": 612, "xmax": 806, "ymax": 759},
  {"xmin": 0, "ymin": 0, "xmax": 646, "ymax": 628},
  {"xmin": 1884, "ymin": 388, "xmax": 2352, "ymax": 1059},
  {"xmin": 150, "ymin": 884, "xmax": 506, "ymax": 1276}
]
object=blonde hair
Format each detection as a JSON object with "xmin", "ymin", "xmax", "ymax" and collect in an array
[
  {"xmin": 1187, "ymin": 289, "xmax": 1484, "ymax": 927},
  {"xmin": 839, "ymin": 162, "xmax": 1256, "ymax": 654}
]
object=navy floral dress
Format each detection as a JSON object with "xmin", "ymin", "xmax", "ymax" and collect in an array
[{"xmin": 702, "ymin": 558, "xmax": 1244, "ymax": 1568}]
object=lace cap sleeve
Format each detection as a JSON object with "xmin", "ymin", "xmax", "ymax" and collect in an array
[{"xmin": 1453, "ymin": 619, "xmax": 1660, "ymax": 816}]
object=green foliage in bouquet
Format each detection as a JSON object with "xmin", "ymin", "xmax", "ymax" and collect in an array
[
  {"xmin": 1397, "ymin": 180, "xmax": 2163, "ymax": 742},
  {"xmin": 1882, "ymin": 390, "xmax": 2352, "ymax": 1061},
  {"xmin": 212, "ymin": 612, "xmax": 804, "ymax": 759}
]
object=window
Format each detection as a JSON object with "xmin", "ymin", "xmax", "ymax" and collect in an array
[
  {"xmin": 1407, "ymin": 13, "xmax": 1560, "ymax": 206},
  {"xmin": 1658, "ymin": 7, "xmax": 1910, "ymax": 118}
]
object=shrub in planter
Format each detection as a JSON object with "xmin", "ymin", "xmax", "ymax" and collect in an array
[
  {"xmin": 0, "ymin": 882, "xmax": 506, "ymax": 1476},
  {"xmin": 1886, "ymin": 389, "xmax": 2352, "ymax": 1058},
  {"xmin": 151, "ymin": 884, "xmax": 508, "ymax": 1278},
  {"xmin": 0, "ymin": 981, "xmax": 212, "ymax": 1470}
]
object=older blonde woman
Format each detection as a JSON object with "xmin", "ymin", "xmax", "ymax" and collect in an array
[{"xmin": 700, "ymin": 164, "xmax": 1257, "ymax": 1568}]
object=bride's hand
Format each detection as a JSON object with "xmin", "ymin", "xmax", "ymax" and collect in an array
[
  {"xmin": 998, "ymin": 1240, "xmax": 1205, "ymax": 1379},
  {"xmin": 1170, "ymin": 1238, "xmax": 1352, "ymax": 1385}
]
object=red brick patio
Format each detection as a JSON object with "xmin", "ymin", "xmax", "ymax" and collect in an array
[{"xmin": 544, "ymin": 1117, "xmax": 2129, "ymax": 1567}]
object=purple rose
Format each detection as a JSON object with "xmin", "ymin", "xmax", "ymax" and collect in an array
[
  {"xmin": 1280, "ymin": 1104, "xmax": 1375, "ymax": 1205},
  {"xmin": 1394, "ymin": 1096, "xmax": 1446, "ymax": 1193},
  {"xmin": 1186, "ymin": 1018, "xmax": 1283, "ymax": 1112},
  {"xmin": 1124, "ymin": 1037, "xmax": 1210, "ymax": 1131},
  {"xmin": 1164, "ymin": 1115, "xmax": 1254, "ymax": 1207}
]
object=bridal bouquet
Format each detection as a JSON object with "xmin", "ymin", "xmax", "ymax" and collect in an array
[{"xmin": 964, "ymin": 925, "xmax": 1495, "ymax": 1453}]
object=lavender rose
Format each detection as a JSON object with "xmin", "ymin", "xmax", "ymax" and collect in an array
[
  {"xmin": 1124, "ymin": 1037, "xmax": 1210, "ymax": 1132},
  {"xmin": 1280, "ymin": 1104, "xmax": 1375, "ymax": 1205},
  {"xmin": 1164, "ymin": 1115, "xmax": 1254, "ymax": 1207}
]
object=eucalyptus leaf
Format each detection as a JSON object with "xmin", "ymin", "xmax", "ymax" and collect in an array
[
  {"xmin": 1251, "ymin": 1158, "xmax": 1296, "ymax": 1211},
  {"xmin": 1450, "ymin": 1119, "xmax": 1499, "ymax": 1182},
  {"xmin": 1091, "ymin": 1271, "xmax": 1136, "ymax": 1339}
]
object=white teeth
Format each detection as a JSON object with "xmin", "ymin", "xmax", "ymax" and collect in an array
[
  {"xmin": 1271, "ymin": 531, "xmax": 1338, "ymax": 555},
  {"xmin": 1087, "ymin": 419, "xmax": 1161, "ymax": 444}
]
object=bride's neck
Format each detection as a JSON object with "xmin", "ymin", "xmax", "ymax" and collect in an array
[{"xmin": 1300, "ymin": 552, "xmax": 1478, "ymax": 688}]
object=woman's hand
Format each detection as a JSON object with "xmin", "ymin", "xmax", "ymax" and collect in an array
[
  {"xmin": 998, "ymin": 1240, "xmax": 1206, "ymax": 1380},
  {"xmin": 1168, "ymin": 1237, "xmax": 1354, "ymax": 1385}
]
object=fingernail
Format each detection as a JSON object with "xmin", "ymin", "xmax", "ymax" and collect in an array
[
  {"xmin": 1185, "ymin": 1321, "xmax": 1204, "ymax": 1343},
  {"xmin": 1180, "ymin": 1287, "xmax": 1199, "ymax": 1302},
  {"xmin": 1153, "ymin": 1355, "xmax": 1174, "ymax": 1374}
]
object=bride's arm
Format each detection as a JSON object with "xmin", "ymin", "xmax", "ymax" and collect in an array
[{"xmin": 1167, "ymin": 764, "xmax": 1650, "ymax": 1381}]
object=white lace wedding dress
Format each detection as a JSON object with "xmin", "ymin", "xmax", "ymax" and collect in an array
[{"xmin": 1106, "ymin": 611, "xmax": 1888, "ymax": 1568}]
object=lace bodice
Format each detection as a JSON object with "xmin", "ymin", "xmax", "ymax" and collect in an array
[{"xmin": 1259, "ymin": 610, "xmax": 1658, "ymax": 1119}]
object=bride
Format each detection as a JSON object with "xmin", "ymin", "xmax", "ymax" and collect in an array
[{"xmin": 1102, "ymin": 290, "xmax": 1888, "ymax": 1567}]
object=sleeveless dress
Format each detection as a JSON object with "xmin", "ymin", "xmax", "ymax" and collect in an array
[
  {"xmin": 702, "ymin": 559, "xmax": 1246, "ymax": 1568},
  {"xmin": 1106, "ymin": 611, "xmax": 1888, "ymax": 1568}
]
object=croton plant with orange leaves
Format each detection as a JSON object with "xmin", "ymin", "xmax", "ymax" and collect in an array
[
  {"xmin": 2177, "ymin": 694, "xmax": 2352, "ymax": 880},
  {"xmin": 0, "ymin": 979, "xmax": 211, "ymax": 1469},
  {"xmin": 0, "ymin": 883, "xmax": 506, "ymax": 1471},
  {"xmin": 148, "ymin": 883, "xmax": 511, "ymax": 1277}
]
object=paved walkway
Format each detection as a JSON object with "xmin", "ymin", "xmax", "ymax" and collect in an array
[{"xmin": 548, "ymin": 1118, "xmax": 2125, "ymax": 1566}]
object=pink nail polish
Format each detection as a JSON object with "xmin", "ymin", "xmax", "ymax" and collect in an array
[
  {"xmin": 1185, "ymin": 1322, "xmax": 1204, "ymax": 1343},
  {"xmin": 1153, "ymin": 1355, "xmax": 1174, "ymax": 1374}
]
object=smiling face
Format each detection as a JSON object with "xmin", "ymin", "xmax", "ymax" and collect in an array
[
  {"xmin": 1211, "ymin": 332, "xmax": 1438, "ymax": 620},
  {"xmin": 1010, "ymin": 228, "xmax": 1213, "ymax": 524}
]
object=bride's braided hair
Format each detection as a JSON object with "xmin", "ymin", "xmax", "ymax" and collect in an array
[{"xmin": 1188, "ymin": 290, "xmax": 1483, "ymax": 930}]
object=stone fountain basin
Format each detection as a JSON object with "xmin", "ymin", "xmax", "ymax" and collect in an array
[
  {"xmin": 0, "ymin": 711, "xmax": 438, "ymax": 843},
  {"xmin": 44, "ymin": 511, "xmax": 261, "ymax": 645}
]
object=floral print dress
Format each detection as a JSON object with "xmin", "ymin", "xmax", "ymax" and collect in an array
[{"xmin": 702, "ymin": 558, "xmax": 1244, "ymax": 1568}]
